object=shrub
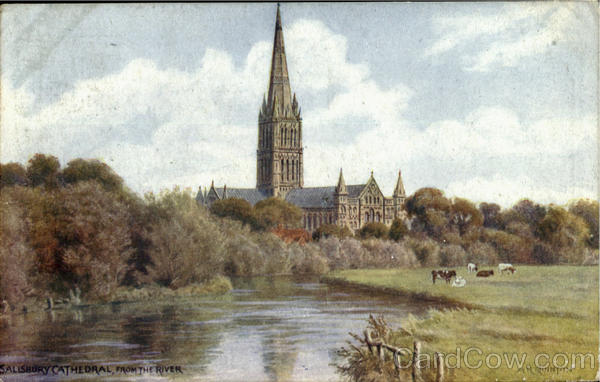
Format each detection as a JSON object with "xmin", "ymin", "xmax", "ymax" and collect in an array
[
  {"xmin": 388, "ymin": 218, "xmax": 408, "ymax": 241},
  {"xmin": 466, "ymin": 241, "xmax": 499, "ymax": 265},
  {"xmin": 439, "ymin": 244, "xmax": 467, "ymax": 267},
  {"xmin": 358, "ymin": 222, "xmax": 389, "ymax": 239},
  {"xmin": 210, "ymin": 197, "xmax": 256, "ymax": 227},
  {"xmin": 313, "ymin": 224, "xmax": 352, "ymax": 240},
  {"xmin": 254, "ymin": 197, "xmax": 303, "ymax": 229},
  {"xmin": 406, "ymin": 237, "xmax": 440, "ymax": 267}
]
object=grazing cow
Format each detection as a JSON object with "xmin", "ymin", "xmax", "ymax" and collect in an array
[
  {"xmin": 467, "ymin": 263, "xmax": 478, "ymax": 273},
  {"xmin": 502, "ymin": 266, "xmax": 516, "ymax": 274},
  {"xmin": 452, "ymin": 276, "xmax": 466, "ymax": 287},
  {"xmin": 432, "ymin": 270, "xmax": 456, "ymax": 284},
  {"xmin": 476, "ymin": 270, "xmax": 494, "ymax": 277},
  {"xmin": 498, "ymin": 263, "xmax": 513, "ymax": 273}
]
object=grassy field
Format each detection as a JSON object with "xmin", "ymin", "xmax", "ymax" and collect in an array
[{"xmin": 325, "ymin": 266, "xmax": 599, "ymax": 381}]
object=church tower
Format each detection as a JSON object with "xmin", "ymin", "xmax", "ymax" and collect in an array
[{"xmin": 257, "ymin": 4, "xmax": 303, "ymax": 198}]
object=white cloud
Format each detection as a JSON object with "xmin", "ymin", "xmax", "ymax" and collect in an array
[
  {"xmin": 1, "ymin": 17, "xmax": 595, "ymax": 207},
  {"xmin": 425, "ymin": 4, "xmax": 585, "ymax": 72}
]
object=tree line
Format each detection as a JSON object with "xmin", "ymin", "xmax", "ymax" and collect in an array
[{"xmin": 1, "ymin": 154, "xmax": 597, "ymax": 310}]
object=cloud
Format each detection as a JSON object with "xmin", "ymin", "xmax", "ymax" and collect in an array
[
  {"xmin": 1, "ymin": 16, "xmax": 595, "ymax": 207},
  {"xmin": 425, "ymin": 3, "xmax": 586, "ymax": 72}
]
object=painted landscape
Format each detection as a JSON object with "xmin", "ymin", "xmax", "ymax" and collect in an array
[{"xmin": 1, "ymin": 3, "xmax": 598, "ymax": 382}]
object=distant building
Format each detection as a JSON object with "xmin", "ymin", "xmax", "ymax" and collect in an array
[{"xmin": 197, "ymin": 5, "xmax": 407, "ymax": 233}]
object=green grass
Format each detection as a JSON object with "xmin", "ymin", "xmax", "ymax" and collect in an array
[{"xmin": 326, "ymin": 266, "xmax": 599, "ymax": 381}]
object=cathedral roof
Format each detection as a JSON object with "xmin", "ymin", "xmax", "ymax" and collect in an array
[
  {"xmin": 214, "ymin": 188, "xmax": 270, "ymax": 206},
  {"xmin": 347, "ymin": 184, "xmax": 367, "ymax": 198},
  {"xmin": 285, "ymin": 187, "xmax": 336, "ymax": 208}
]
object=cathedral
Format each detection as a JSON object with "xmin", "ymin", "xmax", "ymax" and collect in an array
[{"xmin": 197, "ymin": 5, "xmax": 407, "ymax": 233}]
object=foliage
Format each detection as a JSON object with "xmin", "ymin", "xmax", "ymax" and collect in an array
[
  {"xmin": 568, "ymin": 199, "xmax": 599, "ymax": 248},
  {"xmin": 312, "ymin": 223, "xmax": 352, "ymax": 240},
  {"xmin": 254, "ymin": 197, "xmax": 303, "ymax": 229},
  {"xmin": 210, "ymin": 197, "xmax": 256, "ymax": 227},
  {"xmin": 479, "ymin": 202, "xmax": 501, "ymax": 229},
  {"xmin": 388, "ymin": 218, "xmax": 408, "ymax": 241},
  {"xmin": 144, "ymin": 188, "xmax": 225, "ymax": 288},
  {"xmin": 450, "ymin": 197, "xmax": 483, "ymax": 235},
  {"xmin": 357, "ymin": 222, "xmax": 389, "ymax": 239},
  {"xmin": 26, "ymin": 153, "xmax": 61, "ymax": 188},
  {"xmin": 0, "ymin": 162, "xmax": 27, "ymax": 188},
  {"xmin": 439, "ymin": 244, "xmax": 467, "ymax": 267},
  {"xmin": 62, "ymin": 158, "xmax": 124, "ymax": 193}
]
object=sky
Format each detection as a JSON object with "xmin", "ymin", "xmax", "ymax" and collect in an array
[{"xmin": 1, "ymin": 3, "xmax": 597, "ymax": 207}]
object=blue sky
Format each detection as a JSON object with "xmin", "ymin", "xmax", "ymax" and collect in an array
[{"xmin": 1, "ymin": 3, "xmax": 597, "ymax": 206}]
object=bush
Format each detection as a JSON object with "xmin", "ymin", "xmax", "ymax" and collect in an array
[
  {"xmin": 406, "ymin": 237, "xmax": 440, "ymax": 267},
  {"xmin": 466, "ymin": 241, "xmax": 499, "ymax": 265},
  {"xmin": 439, "ymin": 244, "xmax": 467, "ymax": 267},
  {"xmin": 313, "ymin": 224, "xmax": 352, "ymax": 240},
  {"xmin": 254, "ymin": 197, "xmax": 303, "ymax": 229},
  {"xmin": 358, "ymin": 222, "xmax": 389, "ymax": 239},
  {"xmin": 388, "ymin": 218, "xmax": 408, "ymax": 241},
  {"xmin": 210, "ymin": 197, "xmax": 256, "ymax": 227},
  {"xmin": 0, "ymin": 189, "xmax": 36, "ymax": 307},
  {"xmin": 145, "ymin": 188, "xmax": 225, "ymax": 288}
]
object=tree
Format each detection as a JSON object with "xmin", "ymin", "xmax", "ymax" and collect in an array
[
  {"xmin": 450, "ymin": 198, "xmax": 483, "ymax": 235},
  {"xmin": 568, "ymin": 199, "xmax": 599, "ymax": 248},
  {"xmin": 357, "ymin": 222, "xmax": 388, "ymax": 239},
  {"xmin": 479, "ymin": 202, "xmax": 501, "ymax": 229},
  {"xmin": 210, "ymin": 198, "xmax": 256, "ymax": 227},
  {"xmin": 62, "ymin": 158, "xmax": 124, "ymax": 193},
  {"xmin": 312, "ymin": 224, "xmax": 352, "ymax": 240},
  {"xmin": 537, "ymin": 206, "xmax": 589, "ymax": 263},
  {"xmin": 405, "ymin": 188, "xmax": 451, "ymax": 239},
  {"xmin": 0, "ymin": 162, "xmax": 27, "ymax": 188},
  {"xmin": 26, "ymin": 153, "xmax": 61, "ymax": 188},
  {"xmin": 388, "ymin": 218, "xmax": 408, "ymax": 241},
  {"xmin": 254, "ymin": 197, "xmax": 303, "ymax": 230}
]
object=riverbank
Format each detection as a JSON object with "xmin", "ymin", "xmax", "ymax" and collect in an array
[
  {"xmin": 0, "ymin": 276, "xmax": 233, "ymax": 318},
  {"xmin": 324, "ymin": 266, "xmax": 599, "ymax": 381}
]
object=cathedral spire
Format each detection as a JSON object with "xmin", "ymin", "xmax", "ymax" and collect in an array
[
  {"xmin": 393, "ymin": 170, "xmax": 406, "ymax": 197},
  {"xmin": 267, "ymin": 4, "xmax": 294, "ymax": 117},
  {"xmin": 335, "ymin": 168, "xmax": 347, "ymax": 194}
]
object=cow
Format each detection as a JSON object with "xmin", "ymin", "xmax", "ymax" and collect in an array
[
  {"xmin": 432, "ymin": 270, "xmax": 456, "ymax": 284},
  {"xmin": 467, "ymin": 263, "xmax": 478, "ymax": 273},
  {"xmin": 476, "ymin": 270, "xmax": 494, "ymax": 277},
  {"xmin": 452, "ymin": 276, "xmax": 466, "ymax": 287},
  {"xmin": 501, "ymin": 265, "xmax": 516, "ymax": 274},
  {"xmin": 498, "ymin": 263, "xmax": 513, "ymax": 273}
]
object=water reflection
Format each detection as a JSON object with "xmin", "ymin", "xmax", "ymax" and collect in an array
[{"xmin": 0, "ymin": 276, "xmax": 436, "ymax": 381}]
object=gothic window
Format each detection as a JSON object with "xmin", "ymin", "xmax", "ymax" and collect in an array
[
  {"xmin": 291, "ymin": 160, "xmax": 295, "ymax": 180},
  {"xmin": 313, "ymin": 214, "xmax": 317, "ymax": 229},
  {"xmin": 376, "ymin": 212, "xmax": 381, "ymax": 222},
  {"xmin": 281, "ymin": 159, "xmax": 284, "ymax": 180},
  {"xmin": 286, "ymin": 159, "xmax": 290, "ymax": 181}
]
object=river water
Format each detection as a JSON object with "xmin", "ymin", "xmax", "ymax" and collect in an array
[{"xmin": 0, "ymin": 276, "xmax": 437, "ymax": 381}]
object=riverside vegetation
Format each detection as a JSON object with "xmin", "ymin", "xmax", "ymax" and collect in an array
[{"xmin": 2, "ymin": 154, "xmax": 598, "ymax": 375}]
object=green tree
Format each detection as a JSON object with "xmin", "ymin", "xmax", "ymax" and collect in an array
[
  {"xmin": 254, "ymin": 197, "xmax": 303, "ymax": 230},
  {"xmin": 210, "ymin": 198, "xmax": 256, "ymax": 227},
  {"xmin": 405, "ymin": 188, "xmax": 451, "ymax": 239},
  {"xmin": 62, "ymin": 158, "xmax": 124, "ymax": 193},
  {"xmin": 537, "ymin": 206, "xmax": 589, "ymax": 263},
  {"xmin": 312, "ymin": 224, "xmax": 352, "ymax": 240},
  {"xmin": 0, "ymin": 162, "xmax": 27, "ymax": 188},
  {"xmin": 479, "ymin": 202, "xmax": 502, "ymax": 229},
  {"xmin": 358, "ymin": 222, "xmax": 389, "ymax": 239},
  {"xmin": 450, "ymin": 197, "xmax": 483, "ymax": 235},
  {"xmin": 388, "ymin": 218, "xmax": 408, "ymax": 241},
  {"xmin": 568, "ymin": 199, "xmax": 599, "ymax": 248},
  {"xmin": 26, "ymin": 153, "xmax": 61, "ymax": 188}
]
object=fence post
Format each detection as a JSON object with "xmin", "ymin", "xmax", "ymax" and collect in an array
[
  {"xmin": 435, "ymin": 352, "xmax": 444, "ymax": 382},
  {"xmin": 412, "ymin": 341, "xmax": 421, "ymax": 382},
  {"xmin": 364, "ymin": 330, "xmax": 373, "ymax": 355}
]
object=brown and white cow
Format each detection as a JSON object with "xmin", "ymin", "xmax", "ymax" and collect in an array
[{"xmin": 476, "ymin": 270, "xmax": 494, "ymax": 277}]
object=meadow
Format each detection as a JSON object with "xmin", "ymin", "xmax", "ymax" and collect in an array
[{"xmin": 326, "ymin": 266, "xmax": 599, "ymax": 381}]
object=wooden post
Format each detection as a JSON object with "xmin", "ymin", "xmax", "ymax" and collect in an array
[
  {"xmin": 412, "ymin": 341, "xmax": 421, "ymax": 382},
  {"xmin": 364, "ymin": 330, "xmax": 373, "ymax": 355},
  {"xmin": 436, "ymin": 352, "xmax": 444, "ymax": 382}
]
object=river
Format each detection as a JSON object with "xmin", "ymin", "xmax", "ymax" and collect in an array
[{"xmin": 0, "ymin": 276, "xmax": 438, "ymax": 381}]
